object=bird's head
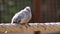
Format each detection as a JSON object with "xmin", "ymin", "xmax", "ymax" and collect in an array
[{"xmin": 24, "ymin": 6, "xmax": 31, "ymax": 12}]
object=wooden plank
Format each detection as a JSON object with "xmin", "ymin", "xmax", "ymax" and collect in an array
[{"xmin": 0, "ymin": 23, "xmax": 60, "ymax": 33}]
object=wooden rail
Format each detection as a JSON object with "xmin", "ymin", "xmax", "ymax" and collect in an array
[{"xmin": 0, "ymin": 23, "xmax": 60, "ymax": 33}]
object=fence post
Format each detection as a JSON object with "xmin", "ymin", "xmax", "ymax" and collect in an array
[{"xmin": 33, "ymin": 0, "xmax": 41, "ymax": 34}]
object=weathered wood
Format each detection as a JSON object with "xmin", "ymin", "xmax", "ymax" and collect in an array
[
  {"xmin": 33, "ymin": 0, "xmax": 41, "ymax": 34},
  {"xmin": 33, "ymin": 0, "xmax": 41, "ymax": 23},
  {"xmin": 0, "ymin": 23, "xmax": 60, "ymax": 33}
]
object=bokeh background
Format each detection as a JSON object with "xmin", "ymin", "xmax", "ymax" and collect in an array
[
  {"xmin": 0, "ymin": 0, "xmax": 60, "ymax": 23},
  {"xmin": 0, "ymin": 0, "xmax": 32, "ymax": 23}
]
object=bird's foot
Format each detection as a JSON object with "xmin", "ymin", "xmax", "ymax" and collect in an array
[{"xmin": 25, "ymin": 24, "xmax": 30, "ymax": 28}]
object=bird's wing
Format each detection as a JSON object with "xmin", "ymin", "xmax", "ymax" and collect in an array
[{"xmin": 12, "ymin": 10, "xmax": 27, "ymax": 23}]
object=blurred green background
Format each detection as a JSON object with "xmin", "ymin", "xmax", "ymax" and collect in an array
[{"xmin": 0, "ymin": 0, "xmax": 32, "ymax": 23}]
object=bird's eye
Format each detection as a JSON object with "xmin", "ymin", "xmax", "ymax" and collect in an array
[{"xmin": 26, "ymin": 9, "xmax": 30, "ymax": 11}]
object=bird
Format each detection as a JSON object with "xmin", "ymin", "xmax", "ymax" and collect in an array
[{"xmin": 11, "ymin": 6, "xmax": 32, "ymax": 26}]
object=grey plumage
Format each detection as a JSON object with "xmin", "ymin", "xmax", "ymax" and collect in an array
[{"xmin": 11, "ymin": 6, "xmax": 32, "ymax": 24}]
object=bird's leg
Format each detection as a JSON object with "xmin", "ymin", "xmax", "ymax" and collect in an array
[
  {"xmin": 19, "ymin": 23, "xmax": 30, "ymax": 28},
  {"xmin": 25, "ymin": 23, "xmax": 30, "ymax": 28},
  {"xmin": 19, "ymin": 23, "xmax": 27, "ymax": 27}
]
